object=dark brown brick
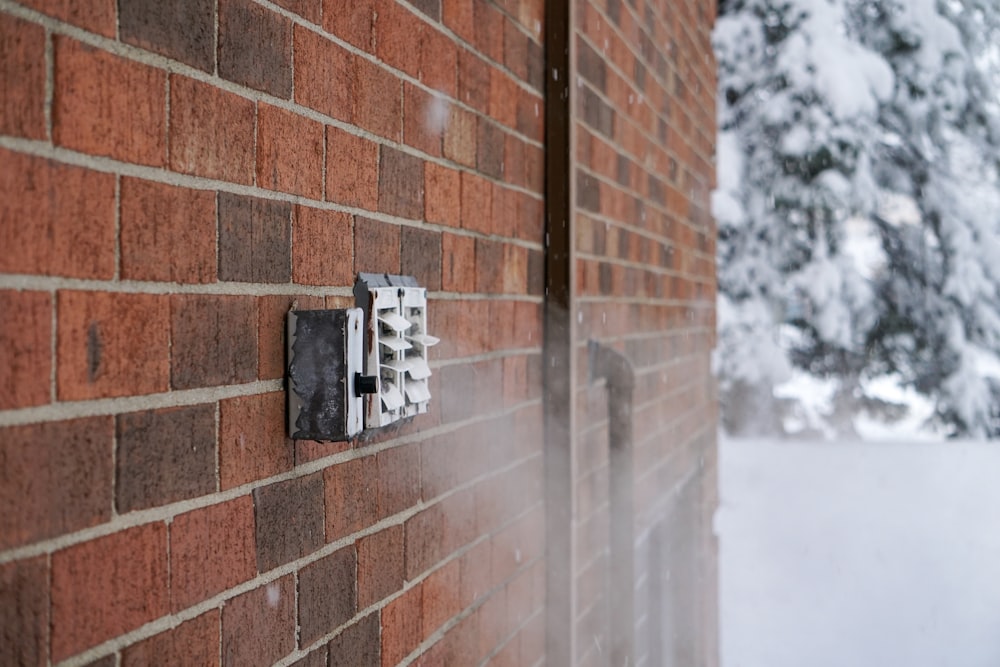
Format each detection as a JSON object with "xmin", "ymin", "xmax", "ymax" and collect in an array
[
  {"xmin": 324, "ymin": 456, "xmax": 378, "ymax": 542},
  {"xmin": 379, "ymin": 147, "xmax": 424, "ymax": 219},
  {"xmin": 122, "ymin": 610, "xmax": 219, "ymax": 667},
  {"xmin": 293, "ymin": 206, "xmax": 354, "ymax": 286},
  {"xmin": 218, "ymin": 0, "xmax": 292, "ymax": 97},
  {"xmin": 475, "ymin": 238, "xmax": 504, "ymax": 293},
  {"xmin": 254, "ymin": 473, "xmax": 326, "ymax": 571},
  {"xmin": 222, "ymin": 576, "xmax": 295, "ymax": 667},
  {"xmin": 0, "ymin": 290, "xmax": 51, "ymax": 410},
  {"xmin": 357, "ymin": 525, "xmax": 404, "ymax": 607},
  {"xmin": 400, "ymin": 227, "xmax": 442, "ymax": 292},
  {"xmin": 53, "ymin": 36, "xmax": 166, "ymax": 166},
  {"xmin": 170, "ymin": 294, "xmax": 258, "ymax": 389},
  {"xmin": 219, "ymin": 392, "xmax": 293, "ymax": 489},
  {"xmin": 328, "ymin": 613, "xmax": 380, "ymax": 667},
  {"xmin": 291, "ymin": 647, "xmax": 327, "ymax": 667},
  {"xmin": 120, "ymin": 0, "xmax": 214, "ymax": 71},
  {"xmin": 115, "ymin": 404, "xmax": 216, "ymax": 513},
  {"xmin": 169, "ymin": 74, "xmax": 256, "ymax": 184},
  {"xmin": 120, "ymin": 178, "xmax": 216, "ymax": 283},
  {"xmin": 0, "ymin": 557, "xmax": 48, "ymax": 667},
  {"xmin": 257, "ymin": 103, "xmax": 324, "ymax": 198},
  {"xmin": 0, "ymin": 14, "xmax": 45, "ymax": 139},
  {"xmin": 354, "ymin": 216, "xmax": 400, "ymax": 275},
  {"xmin": 376, "ymin": 444, "xmax": 421, "ymax": 520},
  {"xmin": 272, "ymin": 0, "xmax": 321, "ymax": 23},
  {"xmin": 51, "ymin": 524, "xmax": 168, "ymax": 661},
  {"xmin": 503, "ymin": 17, "xmax": 529, "ymax": 82},
  {"xmin": 218, "ymin": 192, "xmax": 292, "ymax": 283},
  {"xmin": 57, "ymin": 291, "xmax": 171, "ymax": 400},
  {"xmin": 407, "ymin": 0, "xmax": 440, "ymax": 20},
  {"xmin": 298, "ymin": 545, "xmax": 357, "ymax": 647},
  {"xmin": 477, "ymin": 117, "xmax": 504, "ymax": 179},
  {"xmin": 82, "ymin": 654, "xmax": 117, "ymax": 667},
  {"xmin": 0, "ymin": 149, "xmax": 115, "ymax": 280},
  {"xmin": 170, "ymin": 497, "xmax": 256, "ymax": 611},
  {"xmin": 326, "ymin": 125, "xmax": 379, "ymax": 209}
]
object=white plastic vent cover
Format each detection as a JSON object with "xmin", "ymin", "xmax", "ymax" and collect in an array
[{"xmin": 355, "ymin": 274, "xmax": 439, "ymax": 428}]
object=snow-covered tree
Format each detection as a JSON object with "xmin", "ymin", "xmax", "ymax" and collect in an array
[{"xmin": 714, "ymin": 0, "xmax": 1000, "ymax": 437}]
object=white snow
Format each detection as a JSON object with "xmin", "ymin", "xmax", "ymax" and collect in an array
[{"xmin": 718, "ymin": 437, "xmax": 1000, "ymax": 667}]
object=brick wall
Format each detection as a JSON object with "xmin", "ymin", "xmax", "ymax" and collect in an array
[{"xmin": 0, "ymin": 0, "xmax": 717, "ymax": 665}]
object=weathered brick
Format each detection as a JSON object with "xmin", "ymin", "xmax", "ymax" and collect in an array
[
  {"xmin": 0, "ymin": 14, "xmax": 45, "ymax": 139},
  {"xmin": 222, "ymin": 576, "xmax": 296, "ymax": 667},
  {"xmin": 477, "ymin": 117, "xmax": 505, "ymax": 179},
  {"xmin": 0, "ymin": 556, "xmax": 48, "ymax": 667},
  {"xmin": 122, "ymin": 611, "xmax": 219, "ymax": 667},
  {"xmin": 354, "ymin": 57, "xmax": 402, "ymax": 141},
  {"xmin": 400, "ymin": 226, "xmax": 442, "ymax": 291},
  {"xmin": 258, "ymin": 294, "xmax": 325, "ymax": 380},
  {"xmin": 294, "ymin": 25, "xmax": 354, "ymax": 121},
  {"xmin": 460, "ymin": 172, "xmax": 492, "ymax": 234},
  {"xmin": 19, "ymin": 0, "xmax": 115, "ymax": 36},
  {"xmin": 218, "ymin": 192, "xmax": 292, "ymax": 283},
  {"xmin": 0, "ymin": 290, "xmax": 50, "ymax": 410},
  {"xmin": 326, "ymin": 125, "xmax": 379, "ymax": 209},
  {"xmin": 443, "ymin": 104, "xmax": 477, "ymax": 167},
  {"xmin": 424, "ymin": 163, "xmax": 461, "ymax": 227},
  {"xmin": 298, "ymin": 545, "xmax": 357, "ymax": 647},
  {"xmin": 51, "ymin": 523, "xmax": 169, "ymax": 661},
  {"xmin": 254, "ymin": 473, "xmax": 326, "ymax": 571},
  {"xmin": 293, "ymin": 206, "xmax": 354, "ymax": 286},
  {"xmin": 381, "ymin": 584, "xmax": 423, "ymax": 666},
  {"xmin": 119, "ymin": 178, "xmax": 216, "ymax": 283},
  {"xmin": 170, "ymin": 496, "xmax": 256, "ymax": 611},
  {"xmin": 257, "ymin": 104, "xmax": 324, "ymax": 198},
  {"xmin": 53, "ymin": 37, "xmax": 165, "ymax": 165},
  {"xmin": 357, "ymin": 525, "xmax": 404, "ymax": 607},
  {"xmin": 219, "ymin": 391, "xmax": 293, "ymax": 489},
  {"xmin": 329, "ymin": 613, "xmax": 380, "ymax": 667},
  {"xmin": 218, "ymin": 0, "xmax": 292, "ymax": 97},
  {"xmin": 355, "ymin": 216, "xmax": 401, "ymax": 275},
  {"xmin": 120, "ymin": 0, "xmax": 214, "ymax": 71},
  {"xmin": 1, "ymin": 151, "xmax": 115, "ymax": 279},
  {"xmin": 324, "ymin": 456, "xmax": 378, "ymax": 541},
  {"xmin": 115, "ymin": 404, "xmax": 216, "ymax": 513},
  {"xmin": 376, "ymin": 444, "xmax": 421, "ymax": 520},
  {"xmin": 58, "ymin": 291, "xmax": 170, "ymax": 400},
  {"xmin": 403, "ymin": 83, "xmax": 444, "ymax": 156},
  {"xmin": 169, "ymin": 74, "xmax": 255, "ymax": 184},
  {"xmin": 170, "ymin": 294, "xmax": 258, "ymax": 389}
]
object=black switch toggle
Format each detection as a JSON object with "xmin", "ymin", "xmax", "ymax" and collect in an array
[{"xmin": 355, "ymin": 374, "xmax": 379, "ymax": 396}]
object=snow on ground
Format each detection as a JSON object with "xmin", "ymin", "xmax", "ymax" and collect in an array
[{"xmin": 717, "ymin": 436, "xmax": 1000, "ymax": 667}]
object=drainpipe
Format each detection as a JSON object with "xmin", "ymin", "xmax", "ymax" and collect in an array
[{"xmin": 588, "ymin": 340, "xmax": 636, "ymax": 667}]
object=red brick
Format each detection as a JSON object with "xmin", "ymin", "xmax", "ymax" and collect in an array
[
  {"xmin": 0, "ymin": 418, "xmax": 112, "ymax": 550},
  {"xmin": 0, "ymin": 290, "xmax": 50, "ymax": 410},
  {"xmin": 477, "ymin": 116, "xmax": 504, "ymax": 179},
  {"xmin": 120, "ymin": 178, "xmax": 216, "ymax": 283},
  {"xmin": 503, "ymin": 17, "xmax": 529, "ymax": 82},
  {"xmin": 413, "ymin": 615, "xmax": 477, "ymax": 666},
  {"xmin": 323, "ymin": 0, "xmax": 376, "ymax": 50},
  {"xmin": 19, "ymin": 0, "xmax": 115, "ymax": 36},
  {"xmin": 257, "ymin": 294, "xmax": 325, "ymax": 380},
  {"xmin": 475, "ymin": 238, "xmax": 504, "ymax": 293},
  {"xmin": 376, "ymin": 444, "xmax": 421, "ymax": 520},
  {"xmin": 502, "ymin": 243, "xmax": 528, "ymax": 293},
  {"xmin": 404, "ymin": 83, "xmax": 445, "ymax": 156},
  {"xmin": 170, "ymin": 294, "xmax": 258, "ymax": 390},
  {"xmin": 420, "ymin": 26, "xmax": 458, "ymax": 97},
  {"xmin": 0, "ymin": 15, "xmax": 45, "ymax": 139},
  {"xmin": 0, "ymin": 149, "xmax": 115, "ymax": 279},
  {"xmin": 219, "ymin": 392, "xmax": 293, "ymax": 489},
  {"xmin": 357, "ymin": 525, "xmax": 404, "ymax": 608},
  {"xmin": 443, "ymin": 104, "xmax": 476, "ymax": 167},
  {"xmin": 381, "ymin": 584, "xmax": 423, "ymax": 666},
  {"xmin": 458, "ymin": 49, "xmax": 490, "ymax": 113},
  {"xmin": 218, "ymin": 0, "xmax": 292, "ymax": 97},
  {"xmin": 253, "ymin": 473, "xmax": 326, "ymax": 571},
  {"xmin": 122, "ymin": 611, "xmax": 219, "ymax": 667},
  {"xmin": 257, "ymin": 103, "xmax": 324, "ymax": 198},
  {"xmin": 475, "ymin": 587, "xmax": 507, "ymax": 660},
  {"xmin": 425, "ymin": 163, "xmax": 461, "ymax": 227},
  {"xmin": 460, "ymin": 172, "xmax": 492, "ymax": 234},
  {"xmin": 442, "ymin": 0, "xmax": 474, "ymax": 42},
  {"xmin": 329, "ymin": 613, "xmax": 381, "ymax": 667},
  {"xmin": 355, "ymin": 216, "xmax": 401, "ymax": 275},
  {"xmin": 272, "ymin": 0, "xmax": 321, "ymax": 23},
  {"xmin": 460, "ymin": 539, "xmax": 492, "ymax": 605},
  {"xmin": 169, "ymin": 74, "xmax": 255, "ymax": 184},
  {"xmin": 374, "ymin": 0, "xmax": 423, "ymax": 78},
  {"xmin": 57, "ymin": 291, "xmax": 170, "ymax": 400},
  {"xmin": 400, "ymin": 226, "xmax": 442, "ymax": 291},
  {"xmin": 51, "ymin": 523, "xmax": 168, "ymax": 661},
  {"xmin": 473, "ymin": 0, "xmax": 503, "ymax": 61},
  {"xmin": 422, "ymin": 559, "xmax": 462, "ymax": 636},
  {"xmin": 222, "ymin": 576, "xmax": 296, "ymax": 667},
  {"xmin": 292, "ymin": 206, "xmax": 354, "ymax": 286},
  {"xmin": 405, "ymin": 491, "xmax": 476, "ymax": 579},
  {"xmin": 0, "ymin": 556, "xmax": 48, "ymax": 667},
  {"xmin": 53, "ymin": 37, "xmax": 165, "ymax": 165},
  {"xmin": 354, "ymin": 57, "xmax": 403, "ymax": 142},
  {"xmin": 326, "ymin": 125, "xmax": 379, "ymax": 209},
  {"xmin": 170, "ymin": 497, "xmax": 256, "ymax": 611},
  {"xmin": 489, "ymin": 67, "xmax": 519, "ymax": 129},
  {"xmin": 324, "ymin": 456, "xmax": 378, "ymax": 541},
  {"xmin": 294, "ymin": 25, "xmax": 354, "ymax": 122},
  {"xmin": 440, "ymin": 233, "xmax": 475, "ymax": 294},
  {"xmin": 218, "ymin": 193, "xmax": 292, "ymax": 283},
  {"xmin": 298, "ymin": 545, "xmax": 357, "ymax": 647},
  {"xmin": 119, "ymin": 0, "xmax": 214, "ymax": 71}
]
